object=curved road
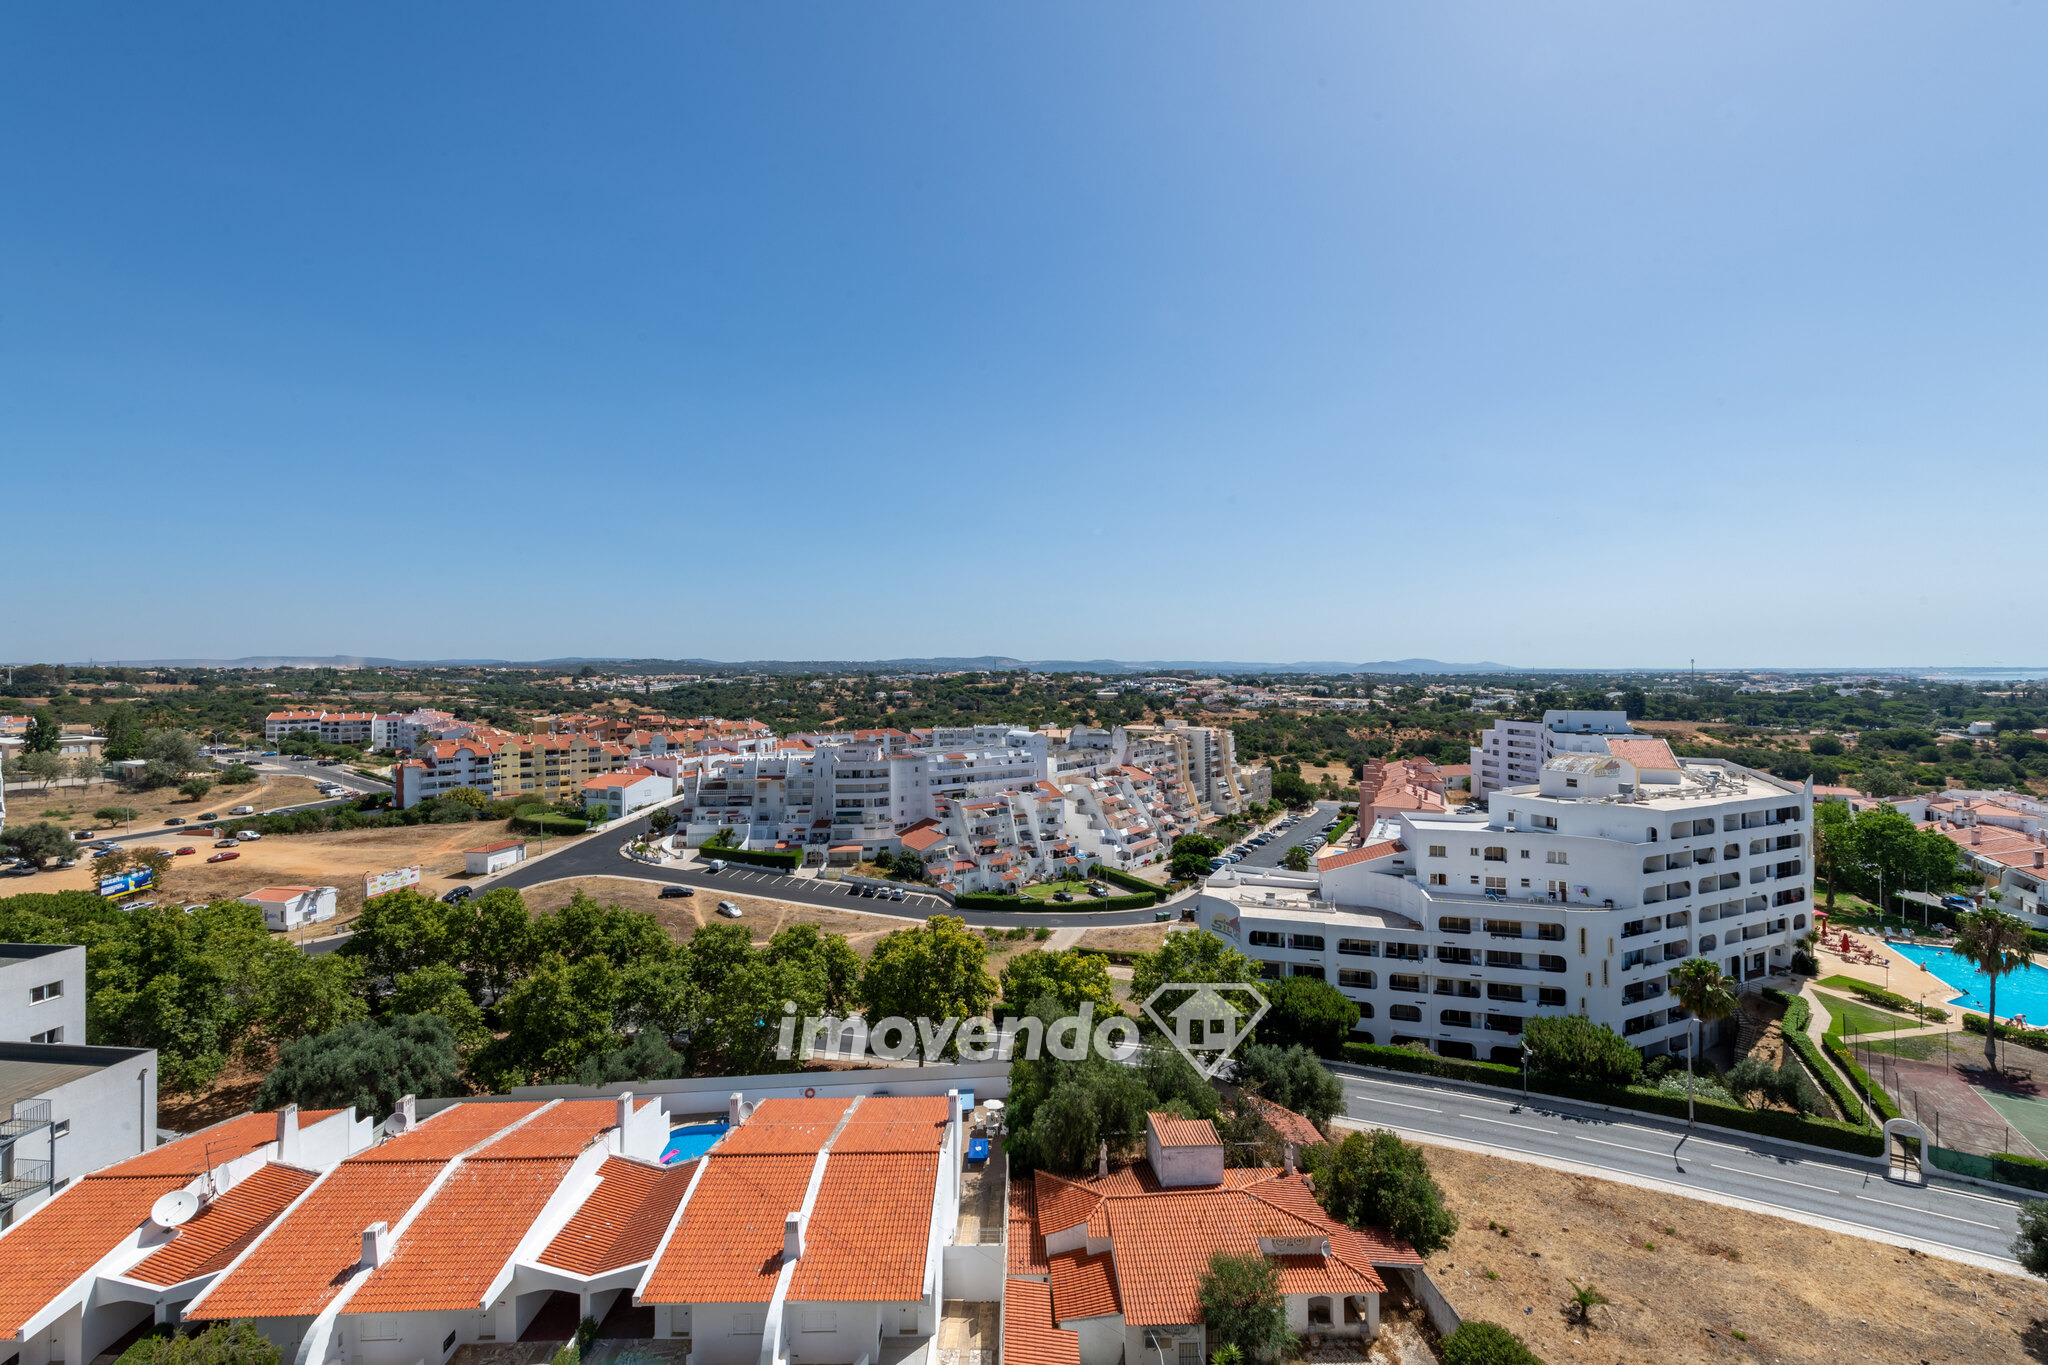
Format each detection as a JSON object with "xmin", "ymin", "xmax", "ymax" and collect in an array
[{"xmin": 1332, "ymin": 1063, "xmax": 2025, "ymax": 1269}]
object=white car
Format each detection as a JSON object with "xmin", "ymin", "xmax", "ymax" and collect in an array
[
  {"xmin": 229, "ymin": 805, "xmax": 256, "ymax": 816},
  {"xmin": 716, "ymin": 901, "xmax": 741, "ymax": 918},
  {"xmin": 235, "ymin": 830, "xmax": 262, "ymax": 842}
]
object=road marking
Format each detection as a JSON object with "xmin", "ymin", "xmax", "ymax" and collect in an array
[
  {"xmin": 1708, "ymin": 1162, "xmax": 1840, "ymax": 1194},
  {"xmin": 1351, "ymin": 1096, "xmax": 1442, "ymax": 1114},
  {"xmin": 1932, "ymin": 1187, "xmax": 2014, "ymax": 1206},
  {"xmin": 1856, "ymin": 1195, "xmax": 2000, "ymax": 1229},
  {"xmin": 1463, "ymin": 1114, "xmax": 1555, "ymax": 1135},
  {"xmin": 1574, "ymin": 1135, "xmax": 1669, "ymax": 1158}
]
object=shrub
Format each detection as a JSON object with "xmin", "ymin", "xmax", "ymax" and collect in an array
[
  {"xmin": 1307, "ymin": 1128, "xmax": 1458, "ymax": 1254},
  {"xmin": 255, "ymin": 1014, "xmax": 462, "ymax": 1121},
  {"xmin": 511, "ymin": 806, "xmax": 589, "ymax": 836},
  {"xmin": 701, "ymin": 845, "xmax": 804, "ymax": 871},
  {"xmin": 123, "ymin": 1321, "xmax": 279, "ymax": 1365},
  {"xmin": 1822, "ymin": 1035, "xmax": 1903, "ymax": 1124},
  {"xmin": 1091, "ymin": 865, "xmax": 1163, "ymax": 896},
  {"xmin": 1963, "ymin": 1013, "xmax": 2048, "ymax": 1051},
  {"xmin": 1826, "ymin": 976, "xmax": 1948, "ymax": 1022},
  {"xmin": 1440, "ymin": 1321, "xmax": 1544, "ymax": 1365},
  {"xmin": 1765, "ymin": 989, "xmax": 1866, "ymax": 1125},
  {"xmin": 1523, "ymin": 1013, "xmax": 1643, "ymax": 1087},
  {"xmin": 1197, "ymin": 1250, "xmax": 1292, "ymax": 1364}
]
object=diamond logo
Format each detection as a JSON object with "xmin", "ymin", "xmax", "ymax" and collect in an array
[{"xmin": 1142, "ymin": 981, "xmax": 1270, "ymax": 1078}]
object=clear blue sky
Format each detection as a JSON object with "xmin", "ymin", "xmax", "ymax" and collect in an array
[{"xmin": 6, "ymin": 4, "xmax": 2045, "ymax": 669}]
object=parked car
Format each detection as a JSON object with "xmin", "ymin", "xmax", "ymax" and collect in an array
[
  {"xmin": 198, "ymin": 812, "xmax": 219, "ymax": 821},
  {"xmin": 229, "ymin": 805, "xmax": 256, "ymax": 815},
  {"xmin": 174, "ymin": 846, "xmax": 196, "ymax": 856},
  {"xmin": 89, "ymin": 840, "xmax": 118, "ymax": 852},
  {"xmin": 716, "ymin": 901, "xmax": 741, "ymax": 918},
  {"xmin": 207, "ymin": 851, "xmax": 240, "ymax": 863},
  {"xmin": 1941, "ymin": 895, "xmax": 1976, "ymax": 912},
  {"xmin": 261, "ymin": 750, "xmax": 277, "ymax": 756},
  {"xmin": 703, "ymin": 859, "xmax": 728, "ymax": 872},
  {"xmin": 235, "ymin": 830, "xmax": 262, "ymax": 842},
  {"xmin": 214, "ymin": 838, "xmax": 240, "ymax": 848},
  {"xmin": 165, "ymin": 817, "xmax": 187, "ymax": 826},
  {"xmin": 72, "ymin": 830, "xmax": 96, "ymax": 841},
  {"xmin": 859, "ymin": 885, "xmax": 877, "ymax": 897},
  {"xmin": 1053, "ymin": 891, "xmax": 1073, "ymax": 902},
  {"xmin": 441, "ymin": 886, "xmax": 473, "ymax": 904},
  {"xmin": 659, "ymin": 885, "xmax": 695, "ymax": 898},
  {"xmin": 888, "ymin": 886, "xmax": 905, "ymax": 901}
]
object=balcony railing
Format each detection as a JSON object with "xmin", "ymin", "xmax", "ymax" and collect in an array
[
  {"xmin": 0, "ymin": 1161, "xmax": 51, "ymax": 1206},
  {"xmin": 0, "ymin": 1100, "xmax": 50, "ymax": 1143}
]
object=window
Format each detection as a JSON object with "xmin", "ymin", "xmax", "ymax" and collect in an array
[
  {"xmin": 1565, "ymin": 777, "xmax": 1579, "ymax": 788},
  {"xmin": 1546, "ymin": 851, "xmax": 1567, "ymax": 865},
  {"xmin": 1487, "ymin": 982, "xmax": 1524, "ymax": 1002},
  {"xmin": 30, "ymin": 982, "xmax": 61, "ymax": 1004},
  {"xmin": 1180, "ymin": 1343, "xmax": 1200, "ymax": 1365},
  {"xmin": 1428, "ymin": 873, "xmax": 1448, "ymax": 887},
  {"xmin": 1440, "ymin": 916, "xmax": 1470, "ymax": 934},
  {"xmin": 1484, "ymin": 847, "xmax": 1507, "ymax": 862},
  {"xmin": 30, "ymin": 1028, "xmax": 62, "ymax": 1045},
  {"xmin": 1428, "ymin": 845, "xmax": 1447, "ymax": 858},
  {"xmin": 1337, "ymin": 938, "xmax": 1379, "ymax": 957},
  {"xmin": 1291, "ymin": 964, "xmax": 1324, "ymax": 980},
  {"xmin": 1539, "ymin": 986, "xmax": 1566, "ymax": 1007},
  {"xmin": 1289, "ymin": 933, "xmax": 1325, "ymax": 952},
  {"xmin": 1338, "ymin": 969, "xmax": 1377, "ymax": 990},
  {"xmin": 1440, "ymin": 1009, "xmax": 1473, "ymax": 1029},
  {"xmin": 1389, "ymin": 974, "xmax": 1423, "ymax": 993},
  {"xmin": 1389, "ymin": 1004, "xmax": 1422, "ymax": 1023},
  {"xmin": 51, "ymin": 1118, "xmax": 69, "ymax": 1137},
  {"xmin": 1469, "ymin": 847, "xmax": 1481, "ymax": 857},
  {"xmin": 1484, "ymin": 920, "xmax": 1522, "ymax": 936},
  {"xmin": 1483, "ymin": 876, "xmax": 1507, "ymax": 891},
  {"xmin": 443, "ymin": 1331, "xmax": 458, "ymax": 1355},
  {"xmin": 801, "ymin": 1312, "xmax": 838, "ymax": 1334},
  {"xmin": 1248, "ymin": 931, "xmax": 1284, "ymax": 948},
  {"xmin": 733, "ymin": 1313, "xmax": 765, "ymax": 1336}
]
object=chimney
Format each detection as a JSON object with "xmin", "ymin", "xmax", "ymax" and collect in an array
[
  {"xmin": 1284, "ymin": 1143, "xmax": 1296, "ymax": 1177},
  {"xmin": 1097, "ymin": 1141, "xmax": 1109, "ymax": 1179},
  {"xmin": 784, "ymin": 1212, "xmax": 805, "ymax": 1262},
  {"xmin": 276, "ymin": 1104, "xmax": 299, "ymax": 1163},
  {"xmin": 2036, "ymin": 849, "xmax": 2044, "ymax": 869},
  {"xmin": 395, "ymin": 1094, "xmax": 416, "ymax": 1132},
  {"xmin": 361, "ymin": 1222, "xmax": 390, "ymax": 1269},
  {"xmin": 1972, "ymin": 828, "xmax": 1981, "ymax": 846}
]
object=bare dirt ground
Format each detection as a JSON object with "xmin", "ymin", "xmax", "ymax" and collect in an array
[
  {"xmin": 1075, "ymin": 923, "xmax": 1172, "ymax": 954},
  {"xmin": 1417, "ymin": 1142, "xmax": 2048, "ymax": 1364},
  {"xmin": 10, "ymin": 771, "xmax": 322, "ymax": 833}
]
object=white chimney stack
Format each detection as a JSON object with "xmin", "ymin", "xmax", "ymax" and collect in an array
[
  {"xmin": 1097, "ymin": 1141, "xmax": 1109, "ymax": 1179},
  {"xmin": 784, "ymin": 1212, "xmax": 805, "ymax": 1262},
  {"xmin": 1284, "ymin": 1142, "xmax": 1296, "ymax": 1177},
  {"xmin": 276, "ymin": 1104, "xmax": 299, "ymax": 1162},
  {"xmin": 617, "ymin": 1091, "xmax": 635, "ymax": 1144},
  {"xmin": 729, "ymin": 1092, "xmax": 747, "ymax": 1128},
  {"xmin": 395, "ymin": 1095, "xmax": 416, "ymax": 1132},
  {"xmin": 361, "ymin": 1222, "xmax": 390, "ymax": 1268}
]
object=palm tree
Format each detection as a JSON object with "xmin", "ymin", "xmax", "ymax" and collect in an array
[
  {"xmin": 1670, "ymin": 957, "xmax": 1739, "ymax": 1128},
  {"xmin": 1956, "ymin": 908, "xmax": 2034, "ymax": 1071},
  {"xmin": 1565, "ymin": 1280, "xmax": 1611, "ymax": 1328}
]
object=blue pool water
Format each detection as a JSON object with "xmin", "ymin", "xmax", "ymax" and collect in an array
[
  {"xmin": 1891, "ymin": 943, "xmax": 2048, "ymax": 1021},
  {"xmin": 661, "ymin": 1121, "xmax": 730, "ymax": 1164}
]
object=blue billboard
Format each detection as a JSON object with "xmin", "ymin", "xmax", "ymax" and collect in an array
[{"xmin": 97, "ymin": 867, "xmax": 154, "ymax": 899}]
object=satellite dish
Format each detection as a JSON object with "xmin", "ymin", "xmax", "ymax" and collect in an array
[{"xmin": 150, "ymin": 1190, "xmax": 201, "ymax": 1229}]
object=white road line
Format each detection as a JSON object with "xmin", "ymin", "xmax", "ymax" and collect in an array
[
  {"xmin": 1575, "ymin": 1135, "xmax": 1669, "ymax": 1159},
  {"xmin": 1856, "ymin": 1195, "xmax": 2000, "ymax": 1229},
  {"xmin": 1932, "ymin": 1186, "xmax": 2015, "ymax": 1206},
  {"xmin": 1708, "ymin": 1162, "xmax": 1841, "ymax": 1194},
  {"xmin": 1463, "ymin": 1114, "xmax": 1556, "ymax": 1135},
  {"xmin": 1350, "ymin": 1097, "xmax": 1443, "ymax": 1114}
]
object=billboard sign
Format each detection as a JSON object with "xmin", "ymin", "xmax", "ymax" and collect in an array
[
  {"xmin": 365, "ymin": 865, "xmax": 422, "ymax": 899},
  {"xmin": 98, "ymin": 867, "xmax": 155, "ymax": 899}
]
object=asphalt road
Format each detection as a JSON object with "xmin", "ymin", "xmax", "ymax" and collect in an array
[
  {"xmin": 486, "ymin": 806, "xmax": 1180, "ymax": 929},
  {"xmin": 1333, "ymin": 1064, "xmax": 2024, "ymax": 1267},
  {"xmin": 1232, "ymin": 800, "xmax": 1341, "ymax": 869}
]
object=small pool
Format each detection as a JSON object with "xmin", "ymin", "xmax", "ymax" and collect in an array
[
  {"xmin": 661, "ymin": 1121, "xmax": 730, "ymax": 1165},
  {"xmin": 1891, "ymin": 943, "xmax": 2048, "ymax": 1022}
]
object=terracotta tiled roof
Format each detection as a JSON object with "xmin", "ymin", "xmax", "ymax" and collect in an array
[
  {"xmin": 0, "ymin": 1174, "xmax": 191, "ymax": 1336},
  {"xmin": 1605, "ymin": 737, "xmax": 1678, "ymax": 771},
  {"xmin": 638, "ymin": 1154, "xmax": 813, "ymax": 1303},
  {"xmin": 355, "ymin": 1101, "xmax": 546, "ymax": 1162},
  {"xmin": 834, "ymin": 1097, "xmax": 949, "ymax": 1153},
  {"xmin": 1103, "ymin": 1189, "xmax": 1382, "ymax": 1325},
  {"xmin": 185, "ymin": 1161, "xmax": 443, "ymax": 1321},
  {"xmin": 1147, "ymin": 1113, "xmax": 1220, "ymax": 1148},
  {"xmin": 1033, "ymin": 1172, "xmax": 1101, "ymax": 1235},
  {"xmin": 470, "ymin": 1099, "xmax": 619, "ymax": 1159},
  {"xmin": 1008, "ymin": 1176, "xmax": 1049, "ymax": 1275},
  {"xmin": 1249, "ymin": 1175, "xmax": 1420, "ymax": 1267},
  {"xmin": 344, "ymin": 1158, "xmax": 575, "ymax": 1313},
  {"xmin": 538, "ymin": 1157, "xmax": 697, "ymax": 1276},
  {"xmin": 125, "ymin": 1163, "xmax": 320, "ymax": 1287},
  {"xmin": 787, "ymin": 1153, "xmax": 938, "ymax": 1302},
  {"xmin": 900, "ymin": 821, "xmax": 949, "ymax": 853},
  {"xmin": 715, "ymin": 1098, "xmax": 849, "ymax": 1156},
  {"xmin": 1002, "ymin": 1278, "xmax": 1080, "ymax": 1365},
  {"xmin": 123, "ymin": 1110, "xmax": 336, "ymax": 1178},
  {"xmin": 1246, "ymin": 1097, "xmax": 1325, "ymax": 1151},
  {"xmin": 1320, "ymin": 840, "xmax": 1404, "ymax": 871},
  {"xmin": 1049, "ymin": 1249, "xmax": 1121, "ymax": 1320}
]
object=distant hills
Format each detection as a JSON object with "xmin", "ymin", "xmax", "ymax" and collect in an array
[{"xmin": 76, "ymin": 653, "xmax": 1515, "ymax": 675}]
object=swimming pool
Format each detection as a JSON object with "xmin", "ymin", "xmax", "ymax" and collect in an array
[
  {"xmin": 661, "ymin": 1121, "xmax": 730, "ymax": 1164},
  {"xmin": 1890, "ymin": 943, "xmax": 2048, "ymax": 1022}
]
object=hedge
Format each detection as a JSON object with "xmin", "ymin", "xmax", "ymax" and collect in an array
[
  {"xmin": 1820, "ymin": 975, "xmax": 1949, "ymax": 1022},
  {"xmin": 1762, "ymin": 988, "xmax": 1867, "ymax": 1126},
  {"xmin": 1091, "ymin": 865, "xmax": 1167, "ymax": 897},
  {"xmin": 1821, "ymin": 1034, "xmax": 1903, "ymax": 1124},
  {"xmin": 699, "ymin": 846, "xmax": 804, "ymax": 871},
  {"xmin": 1927, "ymin": 1146, "xmax": 2048, "ymax": 1193},
  {"xmin": 511, "ymin": 810, "xmax": 588, "ymax": 836},
  {"xmin": 1339, "ymin": 1041, "xmax": 1884, "ymax": 1157},
  {"xmin": 953, "ymin": 890, "xmax": 1159, "ymax": 912},
  {"xmin": 1962, "ymin": 1012, "xmax": 2048, "ymax": 1052}
]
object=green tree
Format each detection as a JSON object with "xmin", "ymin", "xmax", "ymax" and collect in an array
[
  {"xmin": 1307, "ymin": 1128, "xmax": 1458, "ymax": 1255},
  {"xmin": 1813, "ymin": 799, "xmax": 1853, "ymax": 908},
  {"xmin": 1808, "ymin": 734, "xmax": 1845, "ymax": 756},
  {"xmin": 390, "ymin": 963, "xmax": 488, "ymax": 1047},
  {"xmin": 138, "ymin": 729, "xmax": 204, "ymax": 789},
  {"xmin": 256, "ymin": 1014, "xmax": 463, "ymax": 1121},
  {"xmin": 477, "ymin": 952, "xmax": 622, "ymax": 1086},
  {"xmin": 127, "ymin": 1320, "xmax": 281, "ymax": 1365},
  {"xmin": 91, "ymin": 847, "xmax": 133, "ymax": 882},
  {"xmin": 540, "ymin": 891, "xmax": 674, "ymax": 969},
  {"xmin": 1565, "ymin": 1280, "xmax": 1611, "ymax": 1328},
  {"xmin": 0, "ymin": 822, "xmax": 73, "ymax": 867},
  {"xmin": 763, "ymin": 923, "xmax": 864, "ymax": 1013},
  {"xmin": 1522, "ymin": 1013, "xmax": 1642, "ymax": 1087},
  {"xmin": 574, "ymin": 1031, "xmax": 687, "ymax": 1087},
  {"xmin": 1439, "ymin": 1321, "xmax": 1543, "ymax": 1365},
  {"xmin": 1197, "ymin": 1251, "xmax": 1292, "ymax": 1364},
  {"xmin": 472, "ymin": 886, "xmax": 537, "ymax": 1000},
  {"xmin": 344, "ymin": 888, "xmax": 467, "ymax": 996},
  {"xmin": 253, "ymin": 951, "xmax": 369, "ymax": 1054},
  {"xmin": 1281, "ymin": 845, "xmax": 1311, "ymax": 872},
  {"xmin": 220, "ymin": 763, "xmax": 258, "ymax": 785},
  {"xmin": 645, "ymin": 806, "xmax": 675, "ymax": 835},
  {"xmin": 2013, "ymin": 1199, "xmax": 2048, "ymax": 1279},
  {"xmin": 1170, "ymin": 834, "xmax": 1223, "ymax": 882},
  {"xmin": 1957, "ymin": 908, "xmax": 2035, "ymax": 1071},
  {"xmin": 617, "ymin": 953, "xmax": 701, "ymax": 1042},
  {"xmin": 91, "ymin": 901, "xmax": 286, "ymax": 1092},
  {"xmin": 1256, "ymin": 976, "xmax": 1359, "ymax": 1057},
  {"xmin": 444, "ymin": 785, "xmax": 488, "ymax": 809},
  {"xmin": 179, "ymin": 778, "xmax": 214, "ymax": 801},
  {"xmin": 94, "ymin": 806, "xmax": 140, "ymax": 826},
  {"xmin": 861, "ymin": 915, "xmax": 998, "ymax": 1039},
  {"xmin": 14, "ymin": 749, "xmax": 65, "ymax": 788},
  {"xmin": 1129, "ymin": 931, "xmax": 1265, "ymax": 1029},
  {"xmin": 23, "ymin": 711, "xmax": 60, "ymax": 754},
  {"xmin": 1269, "ymin": 768, "xmax": 1314, "ymax": 808},
  {"xmin": 1670, "ymin": 957, "xmax": 1739, "ymax": 1126},
  {"xmin": 1230, "ymin": 1042, "xmax": 1344, "ymax": 1124},
  {"xmin": 999, "ymin": 949, "xmax": 1118, "ymax": 1016},
  {"xmin": 129, "ymin": 847, "xmax": 173, "ymax": 899}
]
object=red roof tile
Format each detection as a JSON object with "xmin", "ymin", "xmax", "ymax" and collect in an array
[
  {"xmin": 469, "ymin": 1100, "xmax": 618, "ymax": 1159},
  {"xmin": 715, "ymin": 1098, "xmax": 851, "ymax": 1156},
  {"xmin": 1604, "ymin": 737, "xmax": 1678, "ymax": 771},
  {"xmin": 1247, "ymin": 1097, "xmax": 1325, "ymax": 1151},
  {"xmin": 344, "ymin": 1158, "xmax": 575, "ymax": 1313},
  {"xmin": 1104, "ymin": 1190, "xmax": 1382, "ymax": 1325},
  {"xmin": 538, "ymin": 1157, "xmax": 697, "ymax": 1276},
  {"xmin": 125, "ymin": 1163, "xmax": 319, "ymax": 1288},
  {"xmin": 639, "ymin": 1154, "xmax": 814, "ymax": 1303},
  {"xmin": 0, "ymin": 1174, "xmax": 191, "ymax": 1336},
  {"xmin": 1008, "ymin": 1177, "xmax": 1048, "ymax": 1275},
  {"xmin": 356, "ymin": 1102, "xmax": 546, "ymax": 1162},
  {"xmin": 1320, "ymin": 840, "xmax": 1405, "ymax": 870},
  {"xmin": 1002, "ymin": 1278, "xmax": 1080, "ymax": 1365},
  {"xmin": 786, "ymin": 1153, "xmax": 937, "ymax": 1302},
  {"xmin": 1049, "ymin": 1249, "xmax": 1120, "ymax": 1321},
  {"xmin": 1146, "ymin": 1113, "xmax": 1220, "ymax": 1148},
  {"xmin": 186, "ymin": 1161, "xmax": 444, "ymax": 1321}
]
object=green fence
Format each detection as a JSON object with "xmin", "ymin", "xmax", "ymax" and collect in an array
[{"xmin": 1928, "ymin": 1145, "xmax": 2048, "ymax": 1193}]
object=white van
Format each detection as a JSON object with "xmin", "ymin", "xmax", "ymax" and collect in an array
[
  {"xmin": 235, "ymin": 829, "xmax": 262, "ymax": 842},
  {"xmin": 229, "ymin": 805, "xmax": 256, "ymax": 816}
]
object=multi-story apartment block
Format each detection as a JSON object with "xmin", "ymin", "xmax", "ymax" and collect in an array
[
  {"xmin": 368, "ymin": 709, "xmax": 462, "ymax": 753},
  {"xmin": 264, "ymin": 711, "xmax": 376, "ymax": 745},
  {"xmin": 1468, "ymin": 709, "xmax": 1639, "ymax": 798},
  {"xmin": 1201, "ymin": 747, "xmax": 1813, "ymax": 1061}
]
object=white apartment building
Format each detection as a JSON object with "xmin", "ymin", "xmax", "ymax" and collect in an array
[
  {"xmin": 264, "ymin": 711, "xmax": 375, "ymax": 745},
  {"xmin": 1201, "ymin": 750, "xmax": 1813, "ymax": 1061},
  {"xmin": 369, "ymin": 709, "xmax": 462, "ymax": 753},
  {"xmin": 1468, "ymin": 709, "xmax": 1639, "ymax": 798}
]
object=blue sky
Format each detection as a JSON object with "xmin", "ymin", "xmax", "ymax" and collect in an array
[{"xmin": 5, "ymin": 4, "xmax": 2045, "ymax": 669}]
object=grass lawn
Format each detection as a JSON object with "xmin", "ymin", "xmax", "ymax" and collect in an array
[
  {"xmin": 1813, "ymin": 990, "xmax": 1920, "ymax": 1039},
  {"xmin": 1852, "ymin": 1033, "xmax": 1951, "ymax": 1062},
  {"xmin": 1017, "ymin": 883, "xmax": 1111, "ymax": 903}
]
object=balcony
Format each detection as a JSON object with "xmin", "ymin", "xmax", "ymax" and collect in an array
[
  {"xmin": 0, "ymin": 1161, "xmax": 50, "ymax": 1207},
  {"xmin": 0, "ymin": 1100, "xmax": 50, "ymax": 1144}
]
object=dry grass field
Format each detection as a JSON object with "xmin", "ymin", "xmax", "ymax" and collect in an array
[
  {"xmin": 1415, "ymin": 1141, "xmax": 2048, "ymax": 1364},
  {"xmin": 12, "ymin": 772, "xmax": 326, "ymax": 833}
]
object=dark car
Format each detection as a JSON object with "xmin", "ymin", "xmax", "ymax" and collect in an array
[
  {"xmin": 1941, "ymin": 895, "xmax": 1976, "ymax": 912},
  {"xmin": 859, "ymin": 884, "xmax": 877, "ymax": 897},
  {"xmin": 441, "ymin": 886, "xmax": 474, "ymax": 904},
  {"xmin": 72, "ymin": 830, "xmax": 96, "ymax": 841},
  {"xmin": 165, "ymin": 816, "xmax": 187, "ymax": 826},
  {"xmin": 1053, "ymin": 891, "xmax": 1073, "ymax": 902},
  {"xmin": 198, "ymin": 812, "xmax": 219, "ymax": 821},
  {"xmin": 659, "ymin": 885, "xmax": 695, "ymax": 899}
]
